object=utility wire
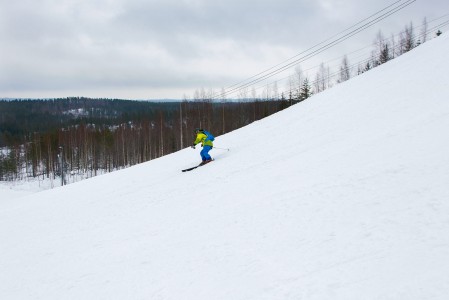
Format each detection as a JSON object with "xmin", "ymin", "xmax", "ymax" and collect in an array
[
  {"xmin": 248, "ymin": 16, "xmax": 449, "ymax": 98},
  {"xmin": 212, "ymin": 0, "xmax": 416, "ymax": 100},
  {"xmin": 216, "ymin": 0, "xmax": 416, "ymax": 99},
  {"xmin": 221, "ymin": 0, "xmax": 405, "ymax": 92}
]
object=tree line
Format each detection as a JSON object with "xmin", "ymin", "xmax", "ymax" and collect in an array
[{"xmin": 0, "ymin": 98, "xmax": 291, "ymax": 182}]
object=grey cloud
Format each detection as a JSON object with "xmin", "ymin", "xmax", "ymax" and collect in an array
[
  {"xmin": 111, "ymin": 1, "xmax": 317, "ymax": 44},
  {"xmin": 1, "ymin": 0, "xmax": 447, "ymax": 98}
]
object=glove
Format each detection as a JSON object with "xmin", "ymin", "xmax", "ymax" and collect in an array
[{"xmin": 191, "ymin": 145, "xmax": 195, "ymax": 149}]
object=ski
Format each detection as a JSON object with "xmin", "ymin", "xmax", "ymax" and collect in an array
[
  {"xmin": 182, "ymin": 165, "xmax": 200, "ymax": 172},
  {"xmin": 182, "ymin": 160, "xmax": 213, "ymax": 172}
]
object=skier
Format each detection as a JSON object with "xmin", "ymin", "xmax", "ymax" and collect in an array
[{"xmin": 191, "ymin": 128, "xmax": 214, "ymax": 165}]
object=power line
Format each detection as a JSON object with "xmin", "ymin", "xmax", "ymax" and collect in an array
[
  {"xmin": 249, "ymin": 16, "xmax": 449, "ymax": 99},
  {"xmin": 211, "ymin": 0, "xmax": 417, "ymax": 100},
  {"xmin": 221, "ymin": 0, "xmax": 406, "ymax": 92},
  {"xmin": 217, "ymin": 0, "xmax": 417, "ymax": 99}
]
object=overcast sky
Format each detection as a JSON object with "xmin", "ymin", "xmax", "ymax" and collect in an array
[{"xmin": 0, "ymin": 0, "xmax": 447, "ymax": 100}]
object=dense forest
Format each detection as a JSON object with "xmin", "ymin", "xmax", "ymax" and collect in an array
[{"xmin": 0, "ymin": 97, "xmax": 292, "ymax": 182}]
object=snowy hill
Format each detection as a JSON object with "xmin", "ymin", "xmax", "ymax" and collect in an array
[{"xmin": 1, "ymin": 34, "xmax": 449, "ymax": 300}]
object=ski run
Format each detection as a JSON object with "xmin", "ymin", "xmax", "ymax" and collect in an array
[{"xmin": 1, "ymin": 33, "xmax": 449, "ymax": 300}]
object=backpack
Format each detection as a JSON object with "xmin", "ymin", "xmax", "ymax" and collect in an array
[{"xmin": 202, "ymin": 130, "xmax": 215, "ymax": 142}]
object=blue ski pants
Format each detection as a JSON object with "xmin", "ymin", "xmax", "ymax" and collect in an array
[{"xmin": 200, "ymin": 145, "xmax": 212, "ymax": 161}]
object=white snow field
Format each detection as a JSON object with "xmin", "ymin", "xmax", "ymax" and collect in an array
[{"xmin": 1, "ymin": 34, "xmax": 449, "ymax": 300}]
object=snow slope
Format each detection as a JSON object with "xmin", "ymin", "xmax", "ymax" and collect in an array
[{"xmin": 1, "ymin": 34, "xmax": 449, "ymax": 300}]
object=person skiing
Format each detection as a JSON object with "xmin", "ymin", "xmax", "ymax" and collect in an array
[{"xmin": 191, "ymin": 128, "xmax": 214, "ymax": 165}]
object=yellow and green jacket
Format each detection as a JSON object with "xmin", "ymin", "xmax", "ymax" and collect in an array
[{"xmin": 193, "ymin": 132, "xmax": 213, "ymax": 147}]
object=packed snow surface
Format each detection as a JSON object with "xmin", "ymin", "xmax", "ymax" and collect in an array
[{"xmin": 1, "ymin": 34, "xmax": 449, "ymax": 299}]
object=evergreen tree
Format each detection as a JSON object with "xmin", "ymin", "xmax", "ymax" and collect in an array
[
  {"xmin": 379, "ymin": 43, "xmax": 391, "ymax": 64},
  {"xmin": 299, "ymin": 78, "xmax": 312, "ymax": 101}
]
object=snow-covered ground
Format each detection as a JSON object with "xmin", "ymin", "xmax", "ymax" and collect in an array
[{"xmin": 1, "ymin": 34, "xmax": 449, "ymax": 299}]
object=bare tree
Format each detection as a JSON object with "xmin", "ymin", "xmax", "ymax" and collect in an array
[
  {"xmin": 193, "ymin": 89, "xmax": 201, "ymax": 101},
  {"xmin": 314, "ymin": 63, "xmax": 328, "ymax": 93},
  {"xmin": 179, "ymin": 100, "xmax": 184, "ymax": 149},
  {"xmin": 251, "ymin": 86, "xmax": 257, "ymax": 100},
  {"xmin": 399, "ymin": 22, "xmax": 415, "ymax": 54},
  {"xmin": 294, "ymin": 65, "xmax": 303, "ymax": 101},
  {"xmin": 287, "ymin": 75, "xmax": 295, "ymax": 105},
  {"xmin": 221, "ymin": 87, "xmax": 226, "ymax": 134},
  {"xmin": 314, "ymin": 72, "xmax": 321, "ymax": 94},
  {"xmin": 238, "ymin": 86, "xmax": 249, "ymax": 101},
  {"xmin": 272, "ymin": 81, "xmax": 279, "ymax": 100},
  {"xmin": 263, "ymin": 83, "xmax": 271, "ymax": 101},
  {"xmin": 390, "ymin": 33, "xmax": 396, "ymax": 59},
  {"xmin": 251, "ymin": 86, "xmax": 257, "ymax": 122},
  {"xmin": 325, "ymin": 65, "xmax": 332, "ymax": 89},
  {"xmin": 420, "ymin": 17, "xmax": 428, "ymax": 43},
  {"xmin": 338, "ymin": 55, "xmax": 351, "ymax": 83}
]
